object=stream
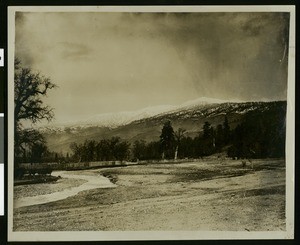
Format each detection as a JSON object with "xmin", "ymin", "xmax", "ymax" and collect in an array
[{"xmin": 14, "ymin": 171, "xmax": 117, "ymax": 208}]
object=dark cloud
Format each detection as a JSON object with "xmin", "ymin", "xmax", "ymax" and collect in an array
[{"xmin": 14, "ymin": 11, "xmax": 291, "ymax": 124}]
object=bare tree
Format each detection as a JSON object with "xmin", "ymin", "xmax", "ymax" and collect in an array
[
  {"xmin": 14, "ymin": 58, "xmax": 57, "ymax": 126},
  {"xmin": 14, "ymin": 58, "xmax": 57, "ymax": 171},
  {"xmin": 174, "ymin": 128, "xmax": 186, "ymax": 160}
]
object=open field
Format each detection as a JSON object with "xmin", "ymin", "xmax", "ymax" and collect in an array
[{"xmin": 13, "ymin": 158, "xmax": 285, "ymax": 231}]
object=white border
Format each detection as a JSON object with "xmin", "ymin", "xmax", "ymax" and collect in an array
[
  {"xmin": 7, "ymin": 5, "xmax": 295, "ymax": 241},
  {"xmin": 285, "ymin": 6, "xmax": 296, "ymax": 239}
]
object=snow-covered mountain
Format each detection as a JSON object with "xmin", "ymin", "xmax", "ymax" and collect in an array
[
  {"xmin": 40, "ymin": 100, "xmax": 286, "ymax": 154},
  {"xmin": 39, "ymin": 97, "xmax": 233, "ymax": 131},
  {"xmin": 81, "ymin": 97, "xmax": 233, "ymax": 128},
  {"xmin": 81, "ymin": 104, "xmax": 177, "ymax": 128}
]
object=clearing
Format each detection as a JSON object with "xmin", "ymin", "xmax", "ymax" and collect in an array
[{"xmin": 13, "ymin": 158, "xmax": 285, "ymax": 231}]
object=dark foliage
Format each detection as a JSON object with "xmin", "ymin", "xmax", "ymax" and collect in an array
[
  {"xmin": 132, "ymin": 140, "xmax": 162, "ymax": 161},
  {"xmin": 160, "ymin": 120, "xmax": 175, "ymax": 159},
  {"xmin": 130, "ymin": 103, "xmax": 285, "ymax": 160},
  {"xmin": 70, "ymin": 137, "xmax": 131, "ymax": 162},
  {"xmin": 227, "ymin": 102, "xmax": 286, "ymax": 159}
]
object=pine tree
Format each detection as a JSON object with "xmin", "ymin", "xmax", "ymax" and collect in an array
[
  {"xmin": 201, "ymin": 121, "xmax": 215, "ymax": 156},
  {"xmin": 160, "ymin": 120, "xmax": 175, "ymax": 159},
  {"xmin": 223, "ymin": 116, "xmax": 230, "ymax": 144},
  {"xmin": 202, "ymin": 121, "xmax": 212, "ymax": 139}
]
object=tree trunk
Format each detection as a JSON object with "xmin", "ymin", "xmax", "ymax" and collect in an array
[{"xmin": 174, "ymin": 145, "xmax": 178, "ymax": 160}]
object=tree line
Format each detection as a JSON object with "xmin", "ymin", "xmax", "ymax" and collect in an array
[
  {"xmin": 16, "ymin": 110, "xmax": 286, "ymax": 165},
  {"xmin": 45, "ymin": 117, "xmax": 233, "ymax": 163},
  {"xmin": 69, "ymin": 137, "xmax": 130, "ymax": 162},
  {"xmin": 62, "ymin": 106, "xmax": 286, "ymax": 163},
  {"xmin": 227, "ymin": 105, "xmax": 286, "ymax": 159}
]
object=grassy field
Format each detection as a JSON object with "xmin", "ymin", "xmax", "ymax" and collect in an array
[{"xmin": 13, "ymin": 158, "xmax": 286, "ymax": 231}]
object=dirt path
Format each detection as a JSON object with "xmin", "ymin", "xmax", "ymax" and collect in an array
[
  {"xmin": 14, "ymin": 171, "xmax": 116, "ymax": 208},
  {"xmin": 13, "ymin": 159, "xmax": 286, "ymax": 231}
]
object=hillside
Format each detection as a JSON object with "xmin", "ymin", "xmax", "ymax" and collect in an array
[{"xmin": 41, "ymin": 100, "xmax": 286, "ymax": 154}]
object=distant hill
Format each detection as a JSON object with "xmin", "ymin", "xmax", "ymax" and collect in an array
[{"xmin": 39, "ymin": 99, "xmax": 286, "ymax": 154}]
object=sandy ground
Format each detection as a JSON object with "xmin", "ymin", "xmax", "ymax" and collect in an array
[
  {"xmin": 13, "ymin": 158, "xmax": 286, "ymax": 231},
  {"xmin": 14, "ymin": 177, "xmax": 87, "ymax": 200},
  {"xmin": 14, "ymin": 171, "xmax": 116, "ymax": 208}
]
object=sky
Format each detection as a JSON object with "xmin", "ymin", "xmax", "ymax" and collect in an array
[{"xmin": 15, "ymin": 11, "xmax": 290, "ymax": 124}]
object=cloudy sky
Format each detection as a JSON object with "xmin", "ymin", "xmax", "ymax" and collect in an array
[{"xmin": 15, "ymin": 11, "xmax": 290, "ymax": 124}]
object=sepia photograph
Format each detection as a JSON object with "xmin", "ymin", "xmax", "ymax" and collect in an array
[{"xmin": 8, "ymin": 6, "xmax": 295, "ymax": 241}]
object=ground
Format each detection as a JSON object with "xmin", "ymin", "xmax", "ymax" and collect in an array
[{"xmin": 13, "ymin": 158, "xmax": 286, "ymax": 231}]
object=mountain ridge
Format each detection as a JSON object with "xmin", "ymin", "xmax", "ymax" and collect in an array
[
  {"xmin": 40, "ymin": 100, "xmax": 286, "ymax": 154},
  {"xmin": 38, "ymin": 97, "xmax": 245, "ymax": 131}
]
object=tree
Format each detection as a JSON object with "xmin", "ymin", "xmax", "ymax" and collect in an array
[
  {"xmin": 160, "ymin": 120, "xmax": 175, "ymax": 159},
  {"xmin": 114, "ymin": 140, "xmax": 130, "ymax": 161},
  {"xmin": 14, "ymin": 58, "xmax": 57, "ymax": 171},
  {"xmin": 110, "ymin": 137, "xmax": 121, "ymax": 160},
  {"xmin": 70, "ymin": 137, "xmax": 130, "ymax": 162},
  {"xmin": 202, "ymin": 121, "xmax": 213, "ymax": 139},
  {"xmin": 223, "ymin": 116, "xmax": 230, "ymax": 144},
  {"xmin": 227, "ymin": 104, "xmax": 286, "ymax": 159},
  {"xmin": 201, "ymin": 121, "xmax": 215, "ymax": 156},
  {"xmin": 180, "ymin": 136, "xmax": 196, "ymax": 158},
  {"xmin": 215, "ymin": 124, "xmax": 224, "ymax": 151},
  {"xmin": 14, "ymin": 58, "xmax": 57, "ymax": 126},
  {"xmin": 86, "ymin": 140, "xmax": 97, "ymax": 161},
  {"xmin": 70, "ymin": 142, "xmax": 82, "ymax": 162},
  {"xmin": 132, "ymin": 140, "xmax": 147, "ymax": 161},
  {"xmin": 174, "ymin": 128, "xmax": 186, "ymax": 160},
  {"xmin": 29, "ymin": 142, "xmax": 49, "ymax": 163},
  {"xmin": 145, "ymin": 141, "xmax": 161, "ymax": 160},
  {"xmin": 15, "ymin": 128, "xmax": 47, "ymax": 164},
  {"xmin": 96, "ymin": 139, "xmax": 111, "ymax": 161}
]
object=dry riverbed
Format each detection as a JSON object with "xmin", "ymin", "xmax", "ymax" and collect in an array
[{"xmin": 13, "ymin": 158, "xmax": 286, "ymax": 232}]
